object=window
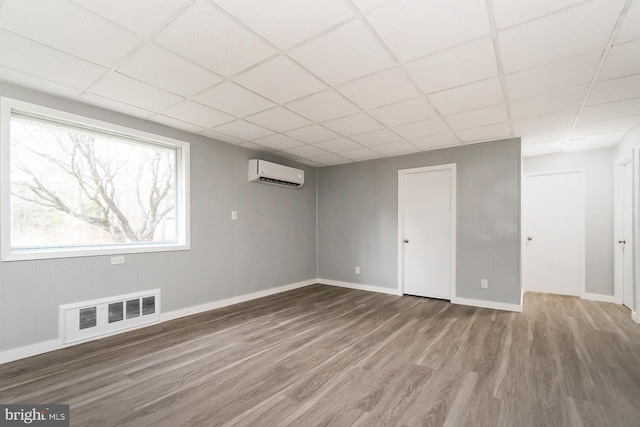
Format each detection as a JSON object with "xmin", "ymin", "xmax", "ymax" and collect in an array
[{"xmin": 1, "ymin": 97, "xmax": 190, "ymax": 261}]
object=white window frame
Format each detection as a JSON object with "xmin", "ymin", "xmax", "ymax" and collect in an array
[{"xmin": 0, "ymin": 97, "xmax": 190, "ymax": 261}]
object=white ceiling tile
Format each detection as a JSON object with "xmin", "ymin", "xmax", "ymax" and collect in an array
[
  {"xmin": 393, "ymin": 118, "xmax": 450, "ymax": 139},
  {"xmin": 117, "ymin": 43, "xmax": 222, "ymax": 97},
  {"xmin": 306, "ymin": 153, "xmax": 351, "ymax": 165},
  {"xmin": 234, "ymin": 55, "xmax": 326, "ymax": 104},
  {"xmin": 373, "ymin": 140, "xmax": 420, "ymax": 155},
  {"xmin": 149, "ymin": 114, "xmax": 206, "ymax": 133},
  {"xmin": 78, "ymin": 93, "xmax": 154, "ymax": 119},
  {"xmin": 0, "ymin": 30, "xmax": 107, "ymax": 90},
  {"xmin": 0, "ymin": 0, "xmax": 141, "ymax": 67},
  {"xmin": 285, "ymin": 90, "xmax": 360, "ymax": 122},
  {"xmin": 571, "ymin": 116, "xmax": 640, "ymax": 137},
  {"xmin": 70, "ymin": 0, "xmax": 188, "ymax": 37},
  {"xmin": 338, "ymin": 147, "xmax": 383, "ymax": 160},
  {"xmin": 213, "ymin": 120, "xmax": 275, "ymax": 140},
  {"xmin": 0, "ymin": 66, "xmax": 83, "ymax": 99},
  {"xmin": 193, "ymin": 82, "xmax": 275, "ymax": 117},
  {"xmin": 428, "ymin": 78, "xmax": 504, "ymax": 115},
  {"xmin": 616, "ymin": 0, "xmax": 640, "ymax": 43},
  {"xmin": 154, "ymin": 0, "xmax": 276, "ymax": 77},
  {"xmin": 505, "ymin": 52, "xmax": 601, "ymax": 100},
  {"xmin": 411, "ymin": 133, "xmax": 461, "ymax": 150},
  {"xmin": 578, "ymin": 98, "xmax": 640, "ymax": 123},
  {"xmin": 510, "ymin": 86, "xmax": 588, "ymax": 120},
  {"xmin": 405, "ymin": 37, "xmax": 498, "ymax": 94},
  {"xmin": 563, "ymin": 130, "xmax": 628, "ymax": 150},
  {"xmin": 251, "ymin": 134, "xmax": 304, "ymax": 151},
  {"xmin": 284, "ymin": 124, "xmax": 341, "ymax": 143},
  {"xmin": 350, "ymin": 128, "xmax": 404, "ymax": 146},
  {"xmin": 457, "ymin": 122, "xmax": 511, "ymax": 142},
  {"xmin": 587, "ymin": 74, "xmax": 640, "ymax": 106},
  {"xmin": 492, "ymin": 0, "xmax": 586, "ymax": 30},
  {"xmin": 295, "ymin": 158, "xmax": 324, "ymax": 167},
  {"xmin": 240, "ymin": 141, "xmax": 274, "ymax": 152},
  {"xmin": 337, "ymin": 68, "xmax": 420, "ymax": 110},
  {"xmin": 89, "ymin": 72, "xmax": 183, "ymax": 111},
  {"xmin": 289, "ymin": 20, "xmax": 395, "ymax": 85},
  {"xmin": 498, "ymin": 0, "xmax": 625, "ymax": 72},
  {"xmin": 212, "ymin": 0, "xmax": 353, "ymax": 49},
  {"xmin": 598, "ymin": 40, "xmax": 640, "ymax": 82},
  {"xmin": 161, "ymin": 100, "xmax": 235, "ymax": 128},
  {"xmin": 369, "ymin": 98, "xmax": 437, "ymax": 127},
  {"xmin": 352, "ymin": 0, "xmax": 387, "ymax": 12},
  {"xmin": 513, "ymin": 109, "xmax": 579, "ymax": 134},
  {"xmin": 313, "ymin": 138, "xmax": 362, "ymax": 152},
  {"xmin": 283, "ymin": 144, "xmax": 328, "ymax": 158},
  {"xmin": 521, "ymin": 127, "xmax": 572, "ymax": 144},
  {"xmin": 245, "ymin": 107, "xmax": 312, "ymax": 132},
  {"xmin": 201, "ymin": 129, "xmax": 244, "ymax": 144},
  {"xmin": 445, "ymin": 104, "xmax": 508, "ymax": 130},
  {"xmin": 365, "ymin": 0, "xmax": 490, "ymax": 62},
  {"xmin": 322, "ymin": 113, "xmax": 384, "ymax": 135}
]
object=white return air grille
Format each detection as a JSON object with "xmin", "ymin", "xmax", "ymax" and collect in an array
[{"xmin": 59, "ymin": 289, "xmax": 160, "ymax": 344}]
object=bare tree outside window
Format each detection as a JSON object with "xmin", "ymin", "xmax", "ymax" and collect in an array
[{"xmin": 10, "ymin": 115, "xmax": 177, "ymax": 248}]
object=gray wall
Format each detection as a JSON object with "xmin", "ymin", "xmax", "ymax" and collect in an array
[
  {"xmin": 523, "ymin": 148, "xmax": 614, "ymax": 296},
  {"xmin": 0, "ymin": 83, "xmax": 317, "ymax": 352},
  {"xmin": 317, "ymin": 138, "xmax": 522, "ymax": 306}
]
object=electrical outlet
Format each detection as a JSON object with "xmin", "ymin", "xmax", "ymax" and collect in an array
[
  {"xmin": 355, "ymin": 266, "xmax": 360, "ymax": 274},
  {"xmin": 111, "ymin": 256, "xmax": 125, "ymax": 265},
  {"xmin": 481, "ymin": 279, "xmax": 488, "ymax": 289},
  {"xmin": 231, "ymin": 211, "xmax": 237, "ymax": 220}
]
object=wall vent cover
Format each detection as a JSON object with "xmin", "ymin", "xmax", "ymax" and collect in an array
[{"xmin": 59, "ymin": 289, "xmax": 160, "ymax": 344}]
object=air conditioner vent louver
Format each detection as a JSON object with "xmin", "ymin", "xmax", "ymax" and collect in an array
[{"xmin": 248, "ymin": 159, "xmax": 304, "ymax": 188}]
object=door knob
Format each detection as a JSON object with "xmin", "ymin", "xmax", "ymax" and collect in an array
[
  {"xmin": 619, "ymin": 240, "xmax": 626, "ymax": 244},
  {"xmin": 527, "ymin": 236, "xmax": 533, "ymax": 241},
  {"xmin": 403, "ymin": 239, "xmax": 409, "ymax": 243}
]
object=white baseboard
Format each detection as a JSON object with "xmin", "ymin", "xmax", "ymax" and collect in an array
[
  {"xmin": 633, "ymin": 311, "xmax": 639, "ymax": 324},
  {"xmin": 582, "ymin": 292, "xmax": 616, "ymax": 303},
  {"xmin": 317, "ymin": 278, "xmax": 402, "ymax": 296},
  {"xmin": 0, "ymin": 279, "xmax": 316, "ymax": 366},
  {"xmin": 452, "ymin": 296, "xmax": 523, "ymax": 313},
  {"xmin": 0, "ymin": 339, "xmax": 61, "ymax": 365},
  {"xmin": 161, "ymin": 279, "xmax": 316, "ymax": 322}
]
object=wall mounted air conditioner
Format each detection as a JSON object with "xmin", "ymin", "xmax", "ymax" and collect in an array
[{"xmin": 248, "ymin": 159, "xmax": 304, "ymax": 188}]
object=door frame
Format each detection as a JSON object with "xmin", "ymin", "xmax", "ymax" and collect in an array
[
  {"xmin": 397, "ymin": 163, "xmax": 457, "ymax": 298},
  {"xmin": 614, "ymin": 155, "xmax": 632, "ymax": 306},
  {"xmin": 523, "ymin": 169, "xmax": 586, "ymax": 297}
]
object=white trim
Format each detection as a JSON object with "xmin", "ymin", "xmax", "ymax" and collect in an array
[
  {"xmin": 0, "ymin": 279, "xmax": 315, "ymax": 365},
  {"xmin": 0, "ymin": 339, "xmax": 61, "ymax": 365},
  {"xmin": 161, "ymin": 279, "xmax": 316, "ymax": 322},
  {"xmin": 318, "ymin": 278, "xmax": 402, "ymax": 296},
  {"xmin": 452, "ymin": 296, "xmax": 523, "ymax": 312},
  {"xmin": 0, "ymin": 96, "xmax": 191, "ymax": 262},
  {"xmin": 397, "ymin": 163, "xmax": 457, "ymax": 300},
  {"xmin": 633, "ymin": 311, "xmax": 639, "ymax": 324},
  {"xmin": 582, "ymin": 293, "xmax": 616, "ymax": 303}
]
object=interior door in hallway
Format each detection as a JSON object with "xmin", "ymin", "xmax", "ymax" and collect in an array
[
  {"xmin": 524, "ymin": 171, "xmax": 585, "ymax": 296},
  {"xmin": 399, "ymin": 164, "xmax": 456, "ymax": 300}
]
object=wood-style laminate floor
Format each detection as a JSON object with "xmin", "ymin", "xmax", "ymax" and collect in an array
[{"xmin": 1, "ymin": 285, "xmax": 639, "ymax": 426}]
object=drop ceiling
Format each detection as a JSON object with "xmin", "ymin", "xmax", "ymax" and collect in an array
[{"xmin": 0, "ymin": 0, "xmax": 639, "ymax": 166}]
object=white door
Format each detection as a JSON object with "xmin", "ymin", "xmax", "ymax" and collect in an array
[
  {"xmin": 399, "ymin": 164, "xmax": 456, "ymax": 300},
  {"xmin": 622, "ymin": 162, "xmax": 634, "ymax": 309},
  {"xmin": 524, "ymin": 171, "xmax": 585, "ymax": 296}
]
